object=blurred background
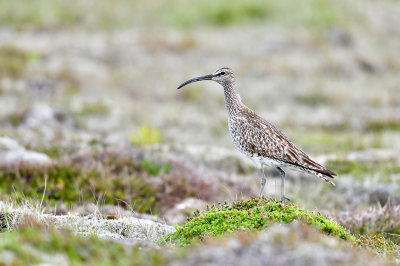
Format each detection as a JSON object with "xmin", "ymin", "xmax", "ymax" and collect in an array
[{"xmin": 0, "ymin": 0, "xmax": 399, "ymax": 222}]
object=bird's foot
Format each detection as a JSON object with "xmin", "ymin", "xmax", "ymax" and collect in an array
[{"xmin": 280, "ymin": 196, "xmax": 291, "ymax": 204}]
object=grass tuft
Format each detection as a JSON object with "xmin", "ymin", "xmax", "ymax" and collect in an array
[
  {"xmin": 334, "ymin": 204, "xmax": 400, "ymax": 246},
  {"xmin": 78, "ymin": 101, "xmax": 109, "ymax": 116},
  {"xmin": 0, "ymin": 45, "xmax": 27, "ymax": 79},
  {"xmin": 130, "ymin": 125, "xmax": 162, "ymax": 147},
  {"xmin": 365, "ymin": 120, "xmax": 400, "ymax": 133},
  {"xmin": 0, "ymin": 149, "xmax": 213, "ymax": 214}
]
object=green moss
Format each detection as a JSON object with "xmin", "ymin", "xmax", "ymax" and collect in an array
[
  {"xmin": 78, "ymin": 101, "xmax": 109, "ymax": 116},
  {"xmin": 130, "ymin": 125, "xmax": 162, "ymax": 147},
  {"xmin": 184, "ymin": 0, "xmax": 273, "ymax": 26},
  {"xmin": 27, "ymin": 51, "xmax": 41, "ymax": 63},
  {"xmin": 25, "ymin": 145, "xmax": 74, "ymax": 160},
  {"xmin": 164, "ymin": 197, "xmax": 352, "ymax": 246},
  {"xmin": 140, "ymin": 158, "xmax": 170, "ymax": 176},
  {"xmin": 178, "ymin": 87, "xmax": 202, "ymax": 102},
  {"xmin": 295, "ymin": 91, "xmax": 334, "ymax": 106},
  {"xmin": 3, "ymin": 109, "xmax": 28, "ymax": 127},
  {"xmin": 169, "ymin": 0, "xmax": 351, "ymax": 28},
  {"xmin": 0, "ymin": 45, "xmax": 27, "ymax": 79},
  {"xmin": 365, "ymin": 120, "xmax": 400, "ymax": 133},
  {"xmin": 57, "ymin": 67, "xmax": 81, "ymax": 96},
  {"xmin": 63, "ymin": 86, "xmax": 81, "ymax": 96},
  {"xmin": 353, "ymin": 235, "xmax": 399, "ymax": 256}
]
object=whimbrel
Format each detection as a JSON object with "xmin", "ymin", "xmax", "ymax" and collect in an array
[{"xmin": 177, "ymin": 67, "xmax": 337, "ymax": 204}]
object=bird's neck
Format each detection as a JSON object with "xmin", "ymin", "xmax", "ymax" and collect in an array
[{"xmin": 223, "ymin": 82, "xmax": 242, "ymax": 116}]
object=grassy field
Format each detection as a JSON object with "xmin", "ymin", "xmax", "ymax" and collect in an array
[
  {"xmin": 1, "ymin": 0, "xmax": 400, "ymax": 264},
  {"xmin": 0, "ymin": 0, "xmax": 364, "ymax": 29}
]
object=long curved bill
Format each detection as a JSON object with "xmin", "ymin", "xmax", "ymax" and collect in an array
[{"xmin": 177, "ymin": 74, "xmax": 213, "ymax": 89}]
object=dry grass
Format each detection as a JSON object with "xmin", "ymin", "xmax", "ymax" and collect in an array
[
  {"xmin": 0, "ymin": 148, "xmax": 223, "ymax": 214},
  {"xmin": 0, "ymin": 199, "xmax": 175, "ymax": 241},
  {"xmin": 333, "ymin": 203, "xmax": 400, "ymax": 245}
]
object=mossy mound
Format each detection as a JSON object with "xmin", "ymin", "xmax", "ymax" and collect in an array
[
  {"xmin": 164, "ymin": 197, "xmax": 351, "ymax": 245},
  {"xmin": 164, "ymin": 197, "xmax": 399, "ymax": 256}
]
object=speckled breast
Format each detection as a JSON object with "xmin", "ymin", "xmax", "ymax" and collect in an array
[{"xmin": 228, "ymin": 118, "xmax": 253, "ymax": 158}]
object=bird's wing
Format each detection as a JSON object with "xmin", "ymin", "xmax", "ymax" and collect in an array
[{"xmin": 236, "ymin": 110, "xmax": 336, "ymax": 177}]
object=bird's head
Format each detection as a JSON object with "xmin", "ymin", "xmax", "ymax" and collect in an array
[{"xmin": 177, "ymin": 67, "xmax": 234, "ymax": 90}]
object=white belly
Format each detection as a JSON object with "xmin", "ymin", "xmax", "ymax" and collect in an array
[
  {"xmin": 249, "ymin": 154, "xmax": 285, "ymax": 169},
  {"xmin": 249, "ymin": 154, "xmax": 309, "ymax": 174}
]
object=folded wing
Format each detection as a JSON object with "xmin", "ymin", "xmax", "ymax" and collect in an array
[{"xmin": 236, "ymin": 109, "xmax": 337, "ymax": 178}]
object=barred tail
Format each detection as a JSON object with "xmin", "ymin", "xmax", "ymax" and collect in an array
[{"xmin": 309, "ymin": 169, "xmax": 336, "ymax": 186}]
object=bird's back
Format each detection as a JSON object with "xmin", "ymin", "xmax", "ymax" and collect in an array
[{"xmin": 228, "ymin": 103, "xmax": 336, "ymax": 179}]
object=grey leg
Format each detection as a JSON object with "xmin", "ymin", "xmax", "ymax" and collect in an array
[
  {"xmin": 277, "ymin": 167, "xmax": 290, "ymax": 204},
  {"xmin": 259, "ymin": 168, "xmax": 267, "ymax": 196}
]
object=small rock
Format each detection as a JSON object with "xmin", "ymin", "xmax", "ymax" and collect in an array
[
  {"xmin": 25, "ymin": 103, "xmax": 57, "ymax": 128},
  {"xmin": 0, "ymin": 251, "xmax": 17, "ymax": 266},
  {"xmin": 326, "ymin": 27, "xmax": 352, "ymax": 47},
  {"xmin": 356, "ymin": 58, "xmax": 381, "ymax": 74},
  {"xmin": 28, "ymin": 78, "xmax": 61, "ymax": 98},
  {"xmin": 0, "ymin": 137, "xmax": 23, "ymax": 151},
  {"xmin": 71, "ymin": 203, "xmax": 99, "ymax": 216},
  {"xmin": 131, "ymin": 212, "xmax": 164, "ymax": 223},
  {"xmin": 0, "ymin": 137, "xmax": 52, "ymax": 167},
  {"xmin": 163, "ymin": 197, "xmax": 208, "ymax": 225},
  {"xmin": 369, "ymin": 185, "xmax": 398, "ymax": 206},
  {"xmin": 100, "ymin": 204, "xmax": 126, "ymax": 216},
  {"xmin": 47, "ymin": 203, "xmax": 67, "ymax": 216}
]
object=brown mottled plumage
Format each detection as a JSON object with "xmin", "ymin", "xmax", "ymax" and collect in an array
[{"xmin": 177, "ymin": 67, "xmax": 337, "ymax": 203}]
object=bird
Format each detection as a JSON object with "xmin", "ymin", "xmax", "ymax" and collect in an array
[{"xmin": 177, "ymin": 67, "xmax": 337, "ymax": 204}]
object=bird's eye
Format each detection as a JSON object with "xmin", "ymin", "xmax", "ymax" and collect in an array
[{"xmin": 220, "ymin": 72, "xmax": 226, "ymax": 75}]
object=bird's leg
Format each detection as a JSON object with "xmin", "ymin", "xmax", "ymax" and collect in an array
[
  {"xmin": 277, "ymin": 167, "xmax": 290, "ymax": 204},
  {"xmin": 259, "ymin": 168, "xmax": 267, "ymax": 197}
]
